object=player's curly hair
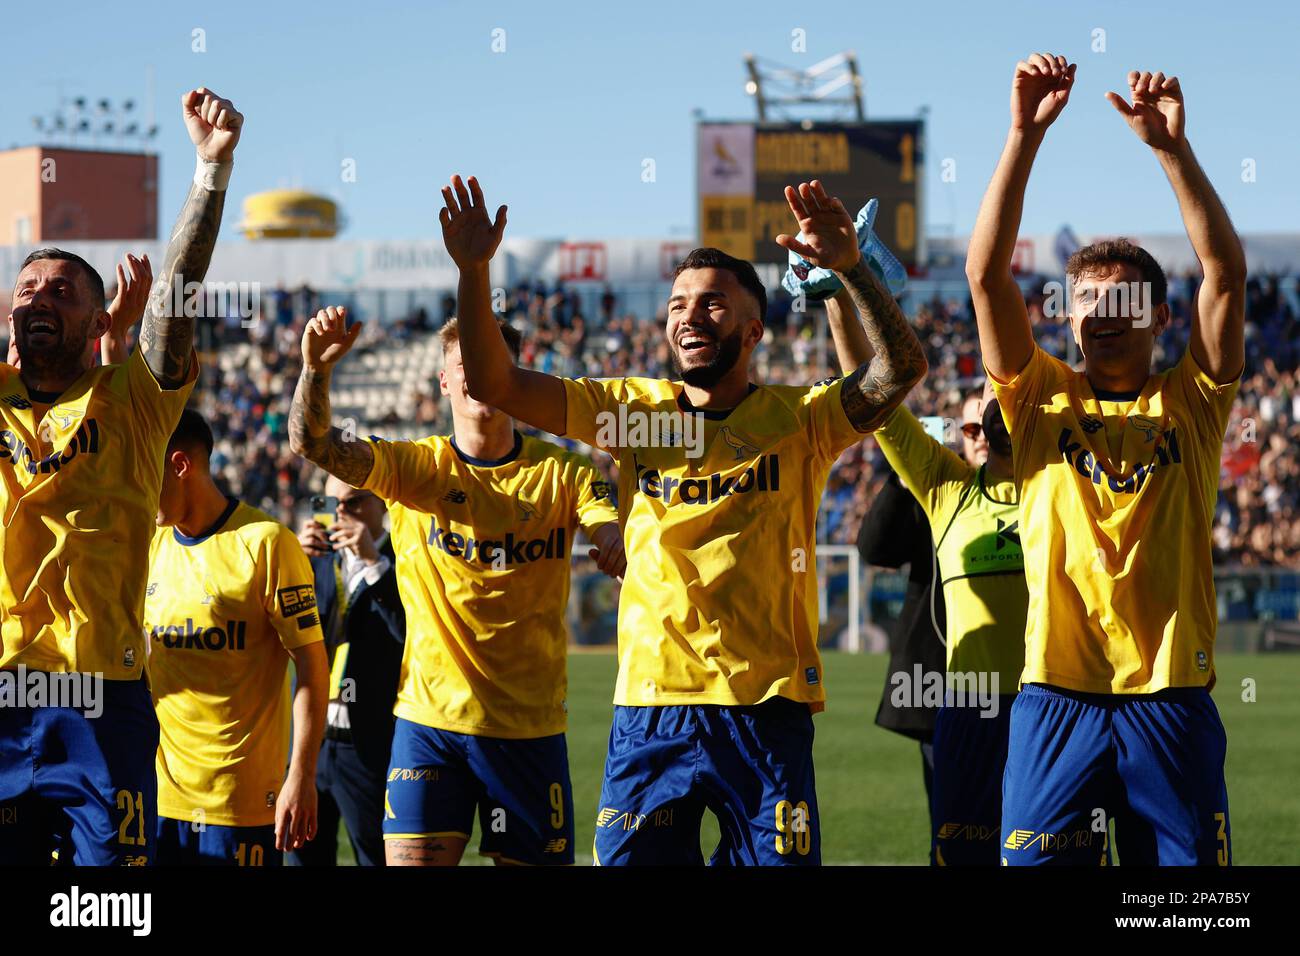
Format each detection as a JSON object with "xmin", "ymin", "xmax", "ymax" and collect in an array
[{"xmin": 1065, "ymin": 238, "xmax": 1167, "ymax": 307}]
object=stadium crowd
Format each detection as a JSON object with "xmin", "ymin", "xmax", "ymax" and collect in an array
[{"xmin": 174, "ymin": 268, "xmax": 1298, "ymax": 568}]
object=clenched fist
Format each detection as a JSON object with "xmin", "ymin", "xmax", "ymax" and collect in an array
[{"xmin": 183, "ymin": 87, "xmax": 243, "ymax": 163}]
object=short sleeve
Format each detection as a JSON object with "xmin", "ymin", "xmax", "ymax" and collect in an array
[
  {"xmin": 987, "ymin": 345, "xmax": 1067, "ymax": 443},
  {"xmin": 1167, "ymin": 348, "xmax": 1240, "ymax": 444},
  {"xmin": 360, "ymin": 436, "xmax": 437, "ymax": 507},
  {"xmin": 803, "ymin": 377, "xmax": 866, "ymax": 461},
  {"xmin": 874, "ymin": 405, "xmax": 971, "ymax": 519},
  {"xmin": 261, "ymin": 528, "xmax": 326, "ymax": 651},
  {"xmin": 115, "ymin": 346, "xmax": 199, "ymax": 443},
  {"xmin": 562, "ymin": 377, "xmax": 621, "ymax": 449},
  {"xmin": 569, "ymin": 455, "xmax": 619, "ymax": 538}
]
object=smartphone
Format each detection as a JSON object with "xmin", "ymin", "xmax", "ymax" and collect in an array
[{"xmin": 310, "ymin": 495, "xmax": 338, "ymax": 528}]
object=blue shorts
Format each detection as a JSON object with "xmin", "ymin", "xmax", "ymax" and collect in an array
[
  {"xmin": 156, "ymin": 818, "xmax": 280, "ymax": 866},
  {"xmin": 1001, "ymin": 683, "xmax": 1230, "ymax": 866},
  {"xmin": 383, "ymin": 718, "xmax": 574, "ymax": 866},
  {"xmin": 594, "ymin": 698, "xmax": 819, "ymax": 866},
  {"xmin": 930, "ymin": 698, "xmax": 1013, "ymax": 866},
  {"xmin": 0, "ymin": 673, "xmax": 157, "ymax": 866}
]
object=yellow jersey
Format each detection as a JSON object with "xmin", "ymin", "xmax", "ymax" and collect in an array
[
  {"xmin": 562, "ymin": 376, "xmax": 865, "ymax": 709},
  {"xmin": 0, "ymin": 347, "xmax": 197, "ymax": 679},
  {"xmin": 145, "ymin": 499, "xmax": 324, "ymax": 827},
  {"xmin": 874, "ymin": 406, "xmax": 1026, "ymax": 691},
  {"xmin": 361, "ymin": 431, "xmax": 618, "ymax": 739},
  {"xmin": 991, "ymin": 346, "xmax": 1238, "ymax": 694}
]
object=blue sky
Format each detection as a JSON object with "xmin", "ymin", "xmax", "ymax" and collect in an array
[{"xmin": 4, "ymin": 0, "xmax": 1296, "ymax": 243}]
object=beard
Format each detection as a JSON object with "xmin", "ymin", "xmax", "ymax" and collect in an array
[
  {"xmin": 15, "ymin": 312, "xmax": 94, "ymax": 383},
  {"xmin": 670, "ymin": 327, "xmax": 743, "ymax": 388}
]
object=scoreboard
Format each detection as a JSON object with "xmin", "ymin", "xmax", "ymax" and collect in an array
[{"xmin": 697, "ymin": 120, "xmax": 923, "ymax": 272}]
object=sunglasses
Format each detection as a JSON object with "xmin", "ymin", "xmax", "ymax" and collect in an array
[
  {"xmin": 338, "ymin": 493, "xmax": 378, "ymax": 512},
  {"xmin": 961, "ymin": 423, "xmax": 983, "ymax": 440}
]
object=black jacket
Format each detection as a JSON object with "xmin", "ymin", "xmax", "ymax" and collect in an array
[
  {"xmin": 311, "ymin": 537, "xmax": 405, "ymax": 775},
  {"xmin": 857, "ymin": 469, "xmax": 946, "ymax": 742}
]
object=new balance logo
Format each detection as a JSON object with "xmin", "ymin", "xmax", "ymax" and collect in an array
[
  {"xmin": 1079, "ymin": 416, "xmax": 1103, "ymax": 434},
  {"xmin": 543, "ymin": 839, "xmax": 568, "ymax": 854},
  {"xmin": 1, "ymin": 395, "xmax": 31, "ymax": 409},
  {"xmin": 442, "ymin": 489, "xmax": 467, "ymax": 504}
]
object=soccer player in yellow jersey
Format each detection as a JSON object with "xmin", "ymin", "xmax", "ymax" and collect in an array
[
  {"xmin": 440, "ymin": 174, "xmax": 927, "ymax": 865},
  {"xmin": 0, "ymin": 88, "xmax": 243, "ymax": 866},
  {"xmin": 289, "ymin": 311, "xmax": 624, "ymax": 866},
  {"xmin": 146, "ymin": 410, "xmax": 329, "ymax": 866},
  {"xmin": 967, "ymin": 55, "xmax": 1246, "ymax": 865}
]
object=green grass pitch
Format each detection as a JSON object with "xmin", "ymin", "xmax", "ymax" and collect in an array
[{"xmin": 336, "ymin": 650, "xmax": 1300, "ymax": 865}]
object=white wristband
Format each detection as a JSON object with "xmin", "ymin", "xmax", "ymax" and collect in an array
[{"xmin": 194, "ymin": 156, "xmax": 233, "ymax": 192}]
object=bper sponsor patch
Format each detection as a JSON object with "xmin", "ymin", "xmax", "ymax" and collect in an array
[{"xmin": 277, "ymin": 584, "xmax": 317, "ymax": 616}]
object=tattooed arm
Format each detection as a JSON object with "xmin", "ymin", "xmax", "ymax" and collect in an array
[
  {"xmin": 139, "ymin": 88, "xmax": 243, "ymax": 388},
  {"xmin": 775, "ymin": 181, "xmax": 927, "ymax": 433},
  {"xmin": 288, "ymin": 306, "xmax": 375, "ymax": 486},
  {"xmin": 835, "ymin": 257, "xmax": 928, "ymax": 432}
]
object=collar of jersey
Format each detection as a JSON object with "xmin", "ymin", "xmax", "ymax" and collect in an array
[
  {"xmin": 27, "ymin": 387, "xmax": 65, "ymax": 404},
  {"xmin": 675, "ymin": 382, "xmax": 759, "ymax": 420},
  {"xmin": 450, "ymin": 430, "xmax": 522, "ymax": 468},
  {"xmin": 1068, "ymin": 371, "xmax": 1168, "ymax": 480},
  {"xmin": 978, "ymin": 464, "xmax": 1019, "ymax": 506},
  {"xmin": 173, "ymin": 496, "xmax": 240, "ymax": 547}
]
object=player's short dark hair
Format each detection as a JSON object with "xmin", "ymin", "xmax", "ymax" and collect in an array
[
  {"xmin": 167, "ymin": 408, "xmax": 214, "ymax": 459},
  {"xmin": 16, "ymin": 248, "xmax": 106, "ymax": 306},
  {"xmin": 672, "ymin": 247, "xmax": 768, "ymax": 324},
  {"xmin": 1065, "ymin": 238, "xmax": 1167, "ymax": 308},
  {"xmin": 439, "ymin": 316, "xmax": 522, "ymax": 362}
]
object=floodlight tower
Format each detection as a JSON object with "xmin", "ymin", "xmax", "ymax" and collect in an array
[{"xmin": 743, "ymin": 51, "xmax": 866, "ymax": 123}]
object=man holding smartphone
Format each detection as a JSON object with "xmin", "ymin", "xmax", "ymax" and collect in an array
[{"xmin": 289, "ymin": 476, "xmax": 406, "ymax": 866}]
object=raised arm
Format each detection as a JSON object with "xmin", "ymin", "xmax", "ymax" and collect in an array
[
  {"xmin": 440, "ymin": 175, "xmax": 567, "ymax": 436},
  {"xmin": 139, "ymin": 88, "xmax": 243, "ymax": 388},
  {"xmin": 1106, "ymin": 71, "xmax": 1246, "ymax": 383},
  {"xmin": 824, "ymin": 286, "xmax": 872, "ymax": 375},
  {"xmin": 777, "ymin": 181, "xmax": 927, "ymax": 432},
  {"xmin": 101, "ymin": 253, "xmax": 152, "ymax": 365},
  {"xmin": 966, "ymin": 53, "xmax": 1075, "ymax": 381},
  {"xmin": 287, "ymin": 306, "xmax": 375, "ymax": 486}
]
